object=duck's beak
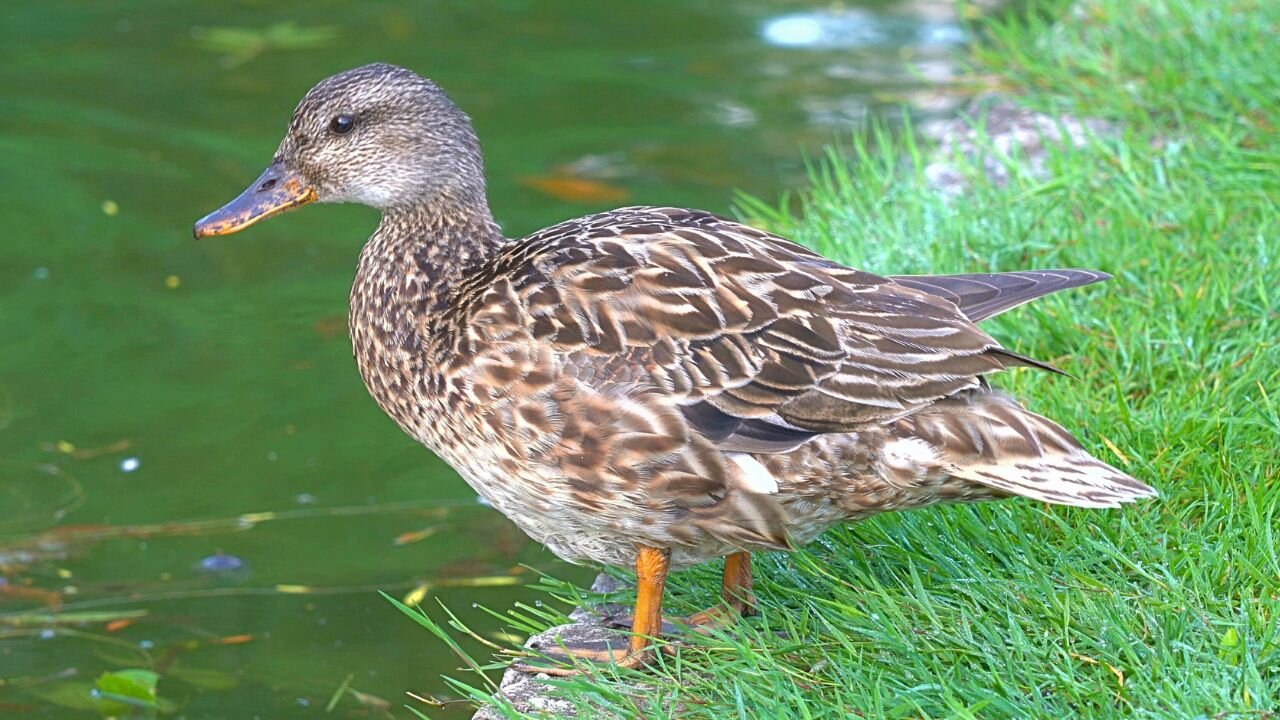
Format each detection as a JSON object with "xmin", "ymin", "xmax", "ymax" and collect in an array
[{"xmin": 193, "ymin": 163, "xmax": 316, "ymax": 239}]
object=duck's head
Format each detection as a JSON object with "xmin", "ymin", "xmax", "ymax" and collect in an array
[{"xmin": 194, "ymin": 63, "xmax": 485, "ymax": 238}]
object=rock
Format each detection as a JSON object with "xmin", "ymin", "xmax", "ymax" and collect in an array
[
  {"xmin": 922, "ymin": 95, "xmax": 1118, "ymax": 196},
  {"xmin": 473, "ymin": 574, "xmax": 641, "ymax": 719}
]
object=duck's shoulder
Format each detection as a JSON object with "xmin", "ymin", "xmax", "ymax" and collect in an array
[
  {"xmin": 455, "ymin": 204, "xmax": 956, "ymax": 334},
  {"xmin": 514, "ymin": 204, "xmax": 829, "ymax": 262},
  {"xmin": 472, "ymin": 205, "xmax": 871, "ymax": 296}
]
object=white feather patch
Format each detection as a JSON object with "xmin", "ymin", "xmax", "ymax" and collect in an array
[
  {"xmin": 881, "ymin": 437, "xmax": 938, "ymax": 470},
  {"xmin": 727, "ymin": 453, "xmax": 779, "ymax": 494}
]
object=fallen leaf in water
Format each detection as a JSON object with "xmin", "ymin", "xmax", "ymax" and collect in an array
[
  {"xmin": 275, "ymin": 584, "xmax": 311, "ymax": 594},
  {"xmin": 347, "ymin": 688, "xmax": 391, "ymax": 711},
  {"xmin": 214, "ymin": 634, "xmax": 254, "ymax": 645},
  {"xmin": 104, "ymin": 618, "xmax": 137, "ymax": 632},
  {"xmin": 437, "ymin": 575, "xmax": 520, "ymax": 588},
  {"xmin": 392, "ymin": 526, "xmax": 439, "ymax": 546},
  {"xmin": 0, "ymin": 583, "xmax": 63, "ymax": 609},
  {"xmin": 0, "ymin": 609, "xmax": 147, "ymax": 627},
  {"xmin": 192, "ymin": 22, "xmax": 339, "ymax": 68},
  {"xmin": 325, "ymin": 675, "xmax": 392, "ymax": 713},
  {"xmin": 42, "ymin": 438, "xmax": 132, "ymax": 459},
  {"xmin": 520, "ymin": 176, "xmax": 629, "ymax": 203},
  {"xmin": 312, "ymin": 315, "xmax": 347, "ymax": 339},
  {"xmin": 25, "ymin": 681, "xmax": 99, "ymax": 712},
  {"xmin": 94, "ymin": 669, "xmax": 158, "ymax": 718}
]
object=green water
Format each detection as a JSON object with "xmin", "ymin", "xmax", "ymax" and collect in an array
[{"xmin": 1, "ymin": 1, "xmax": 983, "ymax": 716}]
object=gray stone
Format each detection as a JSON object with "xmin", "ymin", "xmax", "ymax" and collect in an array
[
  {"xmin": 472, "ymin": 623, "xmax": 658, "ymax": 719},
  {"xmin": 473, "ymin": 576, "xmax": 643, "ymax": 719},
  {"xmin": 922, "ymin": 95, "xmax": 1118, "ymax": 197}
]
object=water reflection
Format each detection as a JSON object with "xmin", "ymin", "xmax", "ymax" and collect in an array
[
  {"xmin": 0, "ymin": 0, "xmax": 1004, "ymax": 716},
  {"xmin": 760, "ymin": 10, "xmax": 966, "ymax": 50}
]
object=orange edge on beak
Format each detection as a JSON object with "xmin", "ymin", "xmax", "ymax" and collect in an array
[{"xmin": 193, "ymin": 165, "xmax": 317, "ymax": 239}]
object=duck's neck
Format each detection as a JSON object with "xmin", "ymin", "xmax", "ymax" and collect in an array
[{"xmin": 360, "ymin": 194, "xmax": 507, "ymax": 309}]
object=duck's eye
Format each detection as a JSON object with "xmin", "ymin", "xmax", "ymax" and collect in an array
[{"xmin": 329, "ymin": 114, "xmax": 356, "ymax": 135}]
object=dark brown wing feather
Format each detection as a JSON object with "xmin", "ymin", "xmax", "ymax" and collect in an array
[
  {"xmin": 464, "ymin": 206, "xmax": 1023, "ymax": 433},
  {"xmin": 439, "ymin": 207, "xmax": 1074, "ymax": 550},
  {"xmin": 889, "ymin": 270, "xmax": 1110, "ymax": 323}
]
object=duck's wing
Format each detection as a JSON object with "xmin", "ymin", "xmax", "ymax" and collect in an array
[
  {"xmin": 889, "ymin": 269, "xmax": 1110, "ymax": 323},
  {"xmin": 445, "ymin": 207, "xmax": 1104, "ymax": 550},
  {"xmin": 460, "ymin": 207, "xmax": 1037, "ymax": 449}
]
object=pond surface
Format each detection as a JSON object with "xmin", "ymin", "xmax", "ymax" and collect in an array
[{"xmin": 1, "ymin": 1, "xmax": 994, "ymax": 716}]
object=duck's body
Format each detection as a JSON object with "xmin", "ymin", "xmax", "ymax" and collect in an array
[
  {"xmin": 195, "ymin": 63, "xmax": 1155, "ymax": 670},
  {"xmin": 347, "ymin": 202, "xmax": 1146, "ymax": 569}
]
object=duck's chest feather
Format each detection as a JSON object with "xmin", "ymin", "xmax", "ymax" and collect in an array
[
  {"xmin": 347, "ymin": 258, "xmax": 802, "ymax": 567},
  {"xmin": 345, "ymin": 245, "xmax": 631, "ymax": 547}
]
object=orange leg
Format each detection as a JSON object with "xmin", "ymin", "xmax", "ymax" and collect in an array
[
  {"xmin": 517, "ymin": 545, "xmax": 670, "ymax": 675},
  {"xmin": 605, "ymin": 551, "xmax": 758, "ymax": 633},
  {"xmin": 687, "ymin": 551, "xmax": 757, "ymax": 628}
]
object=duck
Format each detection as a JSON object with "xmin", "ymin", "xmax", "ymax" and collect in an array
[{"xmin": 194, "ymin": 63, "xmax": 1156, "ymax": 673}]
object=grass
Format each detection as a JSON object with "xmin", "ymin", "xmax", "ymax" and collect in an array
[{"xmin": 396, "ymin": 0, "xmax": 1280, "ymax": 717}]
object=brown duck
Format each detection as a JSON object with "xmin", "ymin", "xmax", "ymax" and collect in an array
[{"xmin": 195, "ymin": 63, "xmax": 1155, "ymax": 672}]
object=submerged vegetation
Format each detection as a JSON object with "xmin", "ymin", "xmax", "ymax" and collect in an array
[{"xmin": 403, "ymin": 0, "xmax": 1279, "ymax": 717}]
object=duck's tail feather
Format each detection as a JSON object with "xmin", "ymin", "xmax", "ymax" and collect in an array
[
  {"xmin": 895, "ymin": 390, "xmax": 1157, "ymax": 508},
  {"xmin": 890, "ymin": 269, "xmax": 1111, "ymax": 323}
]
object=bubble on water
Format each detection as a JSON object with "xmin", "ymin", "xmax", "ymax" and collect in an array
[
  {"xmin": 475, "ymin": 495, "xmax": 492, "ymax": 507},
  {"xmin": 295, "ymin": 493, "xmax": 317, "ymax": 505},
  {"xmin": 267, "ymin": 451, "xmax": 278, "ymax": 461},
  {"xmin": 919, "ymin": 22, "xmax": 966, "ymax": 47},
  {"xmin": 139, "ymin": 640, "xmax": 154, "ymax": 649},
  {"xmin": 39, "ymin": 629, "xmax": 55, "ymax": 640},
  {"xmin": 534, "ymin": 600, "xmax": 543, "ymax": 607},
  {"xmin": 296, "ymin": 698, "xmax": 310, "ymax": 708},
  {"xmin": 120, "ymin": 457, "xmax": 141, "ymax": 473},
  {"xmin": 762, "ymin": 14, "xmax": 824, "ymax": 47},
  {"xmin": 761, "ymin": 11, "xmax": 886, "ymax": 49},
  {"xmin": 471, "ymin": 603, "xmax": 479, "ymax": 608},
  {"xmin": 199, "ymin": 553, "xmax": 245, "ymax": 572},
  {"xmin": 33, "ymin": 267, "xmax": 50, "ymax": 280}
]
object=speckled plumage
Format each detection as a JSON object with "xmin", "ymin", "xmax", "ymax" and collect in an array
[{"xmin": 202, "ymin": 64, "xmax": 1156, "ymax": 573}]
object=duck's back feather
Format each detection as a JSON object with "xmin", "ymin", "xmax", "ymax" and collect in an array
[
  {"xmin": 454, "ymin": 206, "xmax": 1023, "ymax": 434},
  {"xmin": 889, "ymin": 269, "xmax": 1111, "ymax": 323}
]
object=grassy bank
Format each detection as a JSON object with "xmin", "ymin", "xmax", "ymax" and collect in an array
[{"xmin": 399, "ymin": 0, "xmax": 1279, "ymax": 717}]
